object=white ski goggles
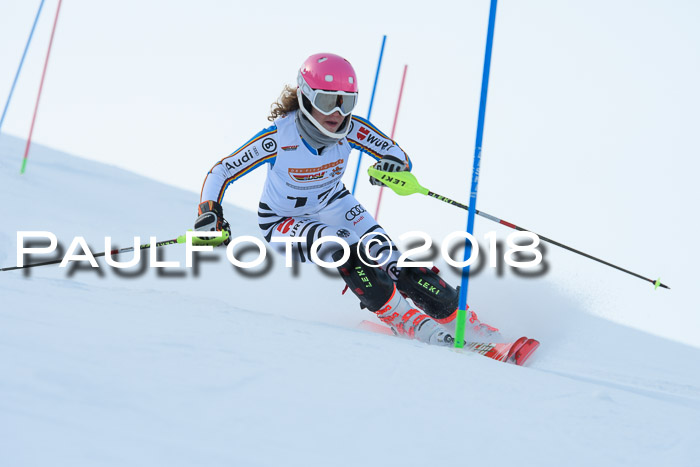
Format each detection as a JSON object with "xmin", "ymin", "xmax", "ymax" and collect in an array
[{"xmin": 298, "ymin": 78, "xmax": 358, "ymax": 116}]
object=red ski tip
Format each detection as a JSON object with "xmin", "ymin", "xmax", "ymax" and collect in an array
[
  {"xmin": 508, "ymin": 338, "xmax": 540, "ymax": 366},
  {"xmin": 358, "ymin": 320, "xmax": 396, "ymax": 336},
  {"xmin": 506, "ymin": 336, "xmax": 529, "ymax": 361}
]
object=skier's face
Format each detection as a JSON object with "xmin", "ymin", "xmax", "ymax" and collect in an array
[{"xmin": 311, "ymin": 107, "xmax": 343, "ymax": 133}]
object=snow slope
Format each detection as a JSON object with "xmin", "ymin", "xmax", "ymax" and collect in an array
[{"xmin": 1, "ymin": 135, "xmax": 699, "ymax": 466}]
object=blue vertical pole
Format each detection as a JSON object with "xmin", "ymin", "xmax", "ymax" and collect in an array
[
  {"xmin": 0, "ymin": 0, "xmax": 46, "ymax": 136},
  {"xmin": 350, "ymin": 35, "xmax": 387, "ymax": 195},
  {"xmin": 455, "ymin": 0, "xmax": 498, "ymax": 348}
]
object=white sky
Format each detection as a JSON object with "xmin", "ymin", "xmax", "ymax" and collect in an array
[{"xmin": 2, "ymin": 0, "xmax": 699, "ymax": 346}]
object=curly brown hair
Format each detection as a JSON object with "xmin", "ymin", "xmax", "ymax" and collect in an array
[{"xmin": 268, "ymin": 85, "xmax": 300, "ymax": 122}]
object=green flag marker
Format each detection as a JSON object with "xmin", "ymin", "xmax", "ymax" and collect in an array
[
  {"xmin": 454, "ymin": 309, "xmax": 467, "ymax": 349},
  {"xmin": 654, "ymin": 278, "xmax": 661, "ymax": 290}
]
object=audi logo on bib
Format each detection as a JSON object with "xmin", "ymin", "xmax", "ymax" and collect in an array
[{"xmin": 345, "ymin": 205, "xmax": 366, "ymax": 221}]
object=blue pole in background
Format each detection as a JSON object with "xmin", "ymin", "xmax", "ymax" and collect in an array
[
  {"xmin": 0, "ymin": 0, "xmax": 46, "ymax": 136},
  {"xmin": 350, "ymin": 35, "xmax": 386, "ymax": 195},
  {"xmin": 455, "ymin": 0, "xmax": 498, "ymax": 348}
]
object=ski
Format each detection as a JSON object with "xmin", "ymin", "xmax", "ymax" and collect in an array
[{"xmin": 358, "ymin": 320, "xmax": 540, "ymax": 366}]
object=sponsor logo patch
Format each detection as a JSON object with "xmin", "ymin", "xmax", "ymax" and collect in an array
[
  {"xmin": 262, "ymin": 138, "xmax": 277, "ymax": 153},
  {"xmin": 355, "ymin": 126, "xmax": 393, "ymax": 151},
  {"xmin": 290, "ymin": 218, "xmax": 310, "ymax": 237},
  {"xmin": 365, "ymin": 133, "xmax": 393, "ymax": 151},
  {"xmin": 345, "ymin": 204, "xmax": 366, "ymax": 221},
  {"xmin": 276, "ymin": 218, "xmax": 295, "ymax": 234},
  {"xmin": 225, "ymin": 150, "xmax": 258, "ymax": 171},
  {"xmin": 336, "ymin": 229, "xmax": 351, "ymax": 238},
  {"xmin": 281, "ymin": 145, "xmax": 298, "ymax": 151},
  {"xmin": 357, "ymin": 127, "xmax": 370, "ymax": 141},
  {"xmin": 288, "ymin": 159, "xmax": 344, "ymax": 183}
]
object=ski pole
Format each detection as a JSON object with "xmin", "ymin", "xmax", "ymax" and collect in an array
[
  {"xmin": 0, "ymin": 231, "xmax": 229, "ymax": 272},
  {"xmin": 368, "ymin": 167, "xmax": 670, "ymax": 290}
]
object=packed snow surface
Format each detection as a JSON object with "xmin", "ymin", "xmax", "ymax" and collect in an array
[{"xmin": 1, "ymin": 136, "xmax": 698, "ymax": 466}]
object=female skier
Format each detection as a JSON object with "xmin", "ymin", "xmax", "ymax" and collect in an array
[{"xmin": 194, "ymin": 53, "xmax": 497, "ymax": 345}]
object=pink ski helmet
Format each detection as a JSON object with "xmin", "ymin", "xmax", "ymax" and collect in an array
[
  {"xmin": 298, "ymin": 53, "xmax": 358, "ymax": 93},
  {"xmin": 297, "ymin": 53, "xmax": 358, "ymax": 138}
]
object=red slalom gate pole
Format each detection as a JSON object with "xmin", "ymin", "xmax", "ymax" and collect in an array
[
  {"xmin": 20, "ymin": 0, "xmax": 63, "ymax": 175},
  {"xmin": 374, "ymin": 64, "xmax": 408, "ymax": 220}
]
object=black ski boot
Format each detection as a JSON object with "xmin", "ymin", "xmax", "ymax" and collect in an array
[
  {"xmin": 333, "ymin": 245, "xmax": 452, "ymax": 344},
  {"xmin": 397, "ymin": 265, "xmax": 501, "ymax": 340},
  {"xmin": 396, "ymin": 265, "xmax": 459, "ymax": 324}
]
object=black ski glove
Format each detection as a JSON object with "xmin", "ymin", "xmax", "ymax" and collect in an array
[
  {"xmin": 195, "ymin": 200, "xmax": 231, "ymax": 246},
  {"xmin": 369, "ymin": 155, "xmax": 409, "ymax": 186}
]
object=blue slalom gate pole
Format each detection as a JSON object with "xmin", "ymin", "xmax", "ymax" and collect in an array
[
  {"xmin": 455, "ymin": 0, "xmax": 499, "ymax": 348},
  {"xmin": 350, "ymin": 35, "xmax": 386, "ymax": 195},
  {"xmin": 0, "ymin": 0, "xmax": 46, "ymax": 136}
]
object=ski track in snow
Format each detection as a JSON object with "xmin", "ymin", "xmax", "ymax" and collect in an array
[
  {"xmin": 532, "ymin": 366, "xmax": 700, "ymax": 410},
  {"xmin": 1, "ymin": 135, "xmax": 699, "ymax": 466}
]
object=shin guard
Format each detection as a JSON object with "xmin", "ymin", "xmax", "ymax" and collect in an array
[
  {"xmin": 333, "ymin": 243, "xmax": 395, "ymax": 312},
  {"xmin": 396, "ymin": 266, "xmax": 459, "ymax": 324}
]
